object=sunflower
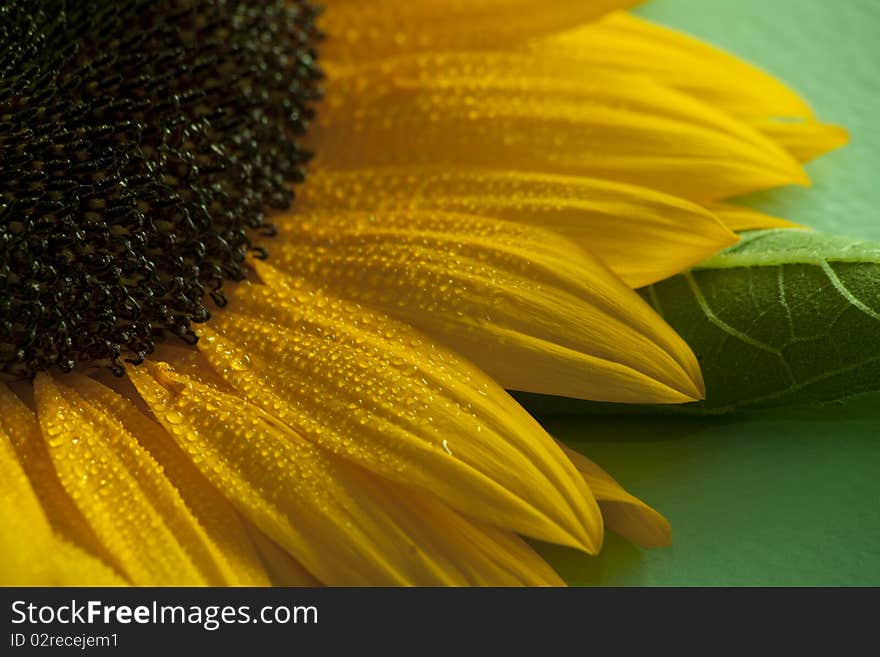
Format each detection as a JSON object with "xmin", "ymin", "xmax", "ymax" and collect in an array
[{"xmin": 0, "ymin": 0, "xmax": 844, "ymax": 586}]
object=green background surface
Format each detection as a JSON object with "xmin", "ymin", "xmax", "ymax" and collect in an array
[{"xmin": 545, "ymin": 0, "xmax": 880, "ymax": 585}]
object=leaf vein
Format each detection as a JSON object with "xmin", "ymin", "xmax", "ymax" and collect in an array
[
  {"xmin": 820, "ymin": 262, "xmax": 880, "ymax": 322},
  {"xmin": 685, "ymin": 272, "xmax": 795, "ymax": 386}
]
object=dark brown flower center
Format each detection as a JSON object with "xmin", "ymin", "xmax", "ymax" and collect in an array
[{"xmin": 0, "ymin": 0, "xmax": 321, "ymax": 378}]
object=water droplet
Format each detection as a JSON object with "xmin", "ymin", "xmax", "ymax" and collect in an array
[
  {"xmin": 164, "ymin": 410, "xmax": 185, "ymax": 425},
  {"xmin": 230, "ymin": 353, "xmax": 252, "ymax": 371}
]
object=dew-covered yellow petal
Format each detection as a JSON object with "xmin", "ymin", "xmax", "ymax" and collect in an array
[
  {"xmin": 560, "ymin": 444, "xmax": 671, "ymax": 549},
  {"xmin": 753, "ymin": 119, "xmax": 849, "ymax": 163},
  {"xmin": 708, "ymin": 202, "xmax": 802, "ymax": 232},
  {"xmin": 320, "ymin": 0, "xmax": 640, "ymax": 65},
  {"xmin": 131, "ymin": 362, "xmax": 568, "ymax": 586},
  {"xmin": 301, "ymin": 167, "xmax": 738, "ymax": 288},
  {"xmin": 0, "ymin": 385, "xmax": 110, "ymax": 565},
  {"xmin": 68, "ymin": 374, "xmax": 271, "ymax": 586},
  {"xmin": 188, "ymin": 266, "xmax": 604, "ymax": 553},
  {"xmin": 309, "ymin": 54, "xmax": 808, "ymax": 201},
  {"xmin": 0, "ymin": 421, "xmax": 123, "ymax": 586},
  {"xmin": 536, "ymin": 12, "xmax": 813, "ymax": 121},
  {"xmin": 271, "ymin": 210, "xmax": 702, "ymax": 402},
  {"xmin": 33, "ymin": 373, "xmax": 245, "ymax": 586}
]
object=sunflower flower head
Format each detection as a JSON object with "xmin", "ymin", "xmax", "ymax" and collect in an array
[
  {"xmin": 0, "ymin": 0, "xmax": 321, "ymax": 377},
  {"xmin": 0, "ymin": 0, "xmax": 845, "ymax": 586}
]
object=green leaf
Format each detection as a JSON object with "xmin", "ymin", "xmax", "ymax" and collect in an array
[{"xmin": 518, "ymin": 229, "xmax": 880, "ymax": 415}]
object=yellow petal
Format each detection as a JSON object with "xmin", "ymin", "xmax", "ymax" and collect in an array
[
  {"xmin": 45, "ymin": 540, "xmax": 126, "ymax": 585},
  {"xmin": 244, "ymin": 526, "xmax": 323, "ymax": 587},
  {"xmin": 0, "ymin": 420, "xmax": 123, "ymax": 586},
  {"xmin": 301, "ymin": 167, "xmax": 738, "ymax": 288},
  {"xmin": 309, "ymin": 54, "xmax": 808, "ymax": 201},
  {"xmin": 131, "ymin": 362, "xmax": 567, "ymax": 586},
  {"xmin": 560, "ymin": 444, "xmax": 671, "ymax": 549},
  {"xmin": 33, "ymin": 373, "xmax": 245, "ymax": 585},
  {"xmin": 536, "ymin": 12, "xmax": 813, "ymax": 121},
  {"xmin": 68, "ymin": 374, "xmax": 271, "ymax": 586},
  {"xmin": 320, "ymin": 0, "xmax": 640, "ymax": 64},
  {"xmin": 270, "ymin": 210, "xmax": 703, "ymax": 403},
  {"xmin": 0, "ymin": 385, "xmax": 109, "ymax": 565},
  {"xmin": 188, "ymin": 265, "xmax": 604, "ymax": 553},
  {"xmin": 753, "ymin": 119, "xmax": 849, "ymax": 163},
  {"xmin": 708, "ymin": 202, "xmax": 802, "ymax": 232},
  {"xmin": 535, "ymin": 13, "xmax": 847, "ymax": 163}
]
